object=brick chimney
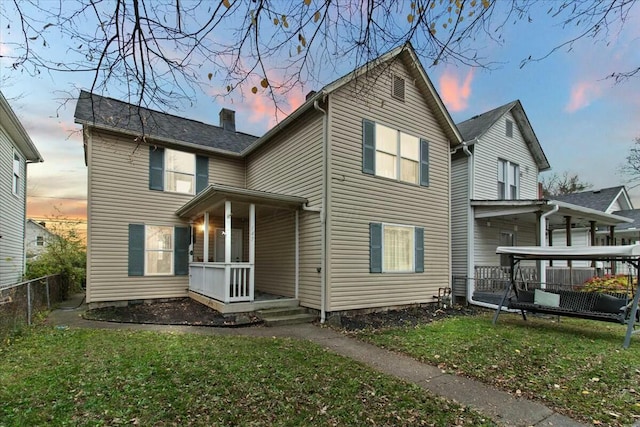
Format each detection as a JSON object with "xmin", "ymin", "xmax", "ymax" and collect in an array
[{"xmin": 219, "ymin": 108, "xmax": 236, "ymax": 132}]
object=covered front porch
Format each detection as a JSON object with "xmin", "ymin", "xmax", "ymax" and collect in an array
[
  {"xmin": 466, "ymin": 199, "xmax": 633, "ymax": 306},
  {"xmin": 176, "ymin": 184, "xmax": 308, "ymax": 313}
]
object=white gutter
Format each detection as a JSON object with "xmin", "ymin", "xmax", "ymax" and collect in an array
[
  {"xmin": 314, "ymin": 98, "xmax": 328, "ymax": 323},
  {"xmin": 539, "ymin": 202, "xmax": 559, "ymax": 287}
]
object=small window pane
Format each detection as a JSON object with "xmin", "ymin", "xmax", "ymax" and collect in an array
[
  {"xmin": 146, "ymin": 226, "xmax": 173, "ymax": 250},
  {"xmin": 400, "ymin": 158, "xmax": 419, "ymax": 184},
  {"xmin": 498, "ymin": 182, "xmax": 505, "ymax": 199},
  {"xmin": 383, "ymin": 225, "xmax": 414, "ymax": 272},
  {"xmin": 376, "ymin": 152, "xmax": 396, "ymax": 179},
  {"xmin": 375, "ymin": 124, "xmax": 397, "ymax": 154},
  {"xmin": 400, "ymin": 133, "xmax": 419, "ymax": 160},
  {"xmin": 145, "ymin": 226, "xmax": 174, "ymax": 275},
  {"xmin": 166, "ymin": 149, "xmax": 194, "ymax": 174},
  {"xmin": 166, "ymin": 171, "xmax": 194, "ymax": 194},
  {"xmin": 146, "ymin": 251, "xmax": 173, "ymax": 274}
]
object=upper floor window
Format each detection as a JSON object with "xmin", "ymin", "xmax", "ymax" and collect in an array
[
  {"xmin": 165, "ymin": 149, "xmax": 195, "ymax": 194},
  {"xmin": 497, "ymin": 159, "xmax": 519, "ymax": 199},
  {"xmin": 506, "ymin": 119, "xmax": 514, "ymax": 138},
  {"xmin": 12, "ymin": 151, "xmax": 20, "ymax": 196},
  {"xmin": 149, "ymin": 147, "xmax": 208, "ymax": 195},
  {"xmin": 362, "ymin": 120, "xmax": 429, "ymax": 186},
  {"xmin": 36, "ymin": 236, "xmax": 44, "ymax": 246}
]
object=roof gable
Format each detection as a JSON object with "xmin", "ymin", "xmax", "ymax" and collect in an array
[
  {"xmin": 552, "ymin": 186, "xmax": 633, "ymax": 213},
  {"xmin": 74, "ymin": 91, "xmax": 258, "ymax": 155},
  {"xmin": 456, "ymin": 100, "xmax": 550, "ymax": 171},
  {"xmin": 0, "ymin": 91, "xmax": 43, "ymax": 162}
]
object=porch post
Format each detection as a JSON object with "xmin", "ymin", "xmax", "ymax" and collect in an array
[
  {"xmin": 565, "ymin": 216, "xmax": 572, "ymax": 268},
  {"xmin": 224, "ymin": 201, "xmax": 231, "ymax": 302},
  {"xmin": 203, "ymin": 212, "xmax": 210, "ymax": 263},
  {"xmin": 610, "ymin": 225, "xmax": 616, "ymax": 274},
  {"xmin": 249, "ymin": 203, "xmax": 255, "ymax": 302},
  {"xmin": 590, "ymin": 221, "xmax": 597, "ymax": 268},
  {"xmin": 295, "ymin": 209, "xmax": 299, "ymax": 299}
]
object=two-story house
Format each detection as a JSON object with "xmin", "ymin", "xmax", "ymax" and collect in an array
[
  {"xmin": 25, "ymin": 219, "xmax": 57, "ymax": 260},
  {"xmin": 75, "ymin": 43, "xmax": 462, "ymax": 320},
  {"xmin": 451, "ymin": 100, "xmax": 630, "ymax": 306},
  {"xmin": 0, "ymin": 91, "xmax": 44, "ymax": 287}
]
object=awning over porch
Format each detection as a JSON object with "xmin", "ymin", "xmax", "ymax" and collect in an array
[
  {"xmin": 176, "ymin": 184, "xmax": 308, "ymax": 219},
  {"xmin": 471, "ymin": 199, "xmax": 633, "ymax": 227}
]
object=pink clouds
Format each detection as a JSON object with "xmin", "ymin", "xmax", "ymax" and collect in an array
[
  {"xmin": 565, "ymin": 80, "xmax": 603, "ymax": 113},
  {"xmin": 439, "ymin": 69, "xmax": 474, "ymax": 112}
]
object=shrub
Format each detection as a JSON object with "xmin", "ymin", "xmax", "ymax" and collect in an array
[{"xmin": 582, "ymin": 274, "xmax": 635, "ymax": 297}]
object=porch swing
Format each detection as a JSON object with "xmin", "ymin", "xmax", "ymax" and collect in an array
[{"xmin": 492, "ymin": 245, "xmax": 640, "ymax": 349}]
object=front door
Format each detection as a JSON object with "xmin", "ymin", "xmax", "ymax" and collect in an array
[{"xmin": 214, "ymin": 228, "xmax": 243, "ymax": 262}]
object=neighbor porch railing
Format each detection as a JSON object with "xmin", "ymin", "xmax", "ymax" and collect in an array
[
  {"xmin": 189, "ymin": 262, "xmax": 253, "ymax": 303},
  {"xmin": 474, "ymin": 265, "xmax": 604, "ymax": 293}
]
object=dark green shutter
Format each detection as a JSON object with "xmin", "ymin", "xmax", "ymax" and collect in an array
[
  {"xmin": 420, "ymin": 139, "xmax": 429, "ymax": 187},
  {"xmin": 195, "ymin": 155, "xmax": 209, "ymax": 194},
  {"xmin": 370, "ymin": 223, "xmax": 382, "ymax": 273},
  {"xmin": 363, "ymin": 119, "xmax": 375, "ymax": 175},
  {"xmin": 149, "ymin": 147, "xmax": 165, "ymax": 191},
  {"xmin": 128, "ymin": 224, "xmax": 145, "ymax": 276},
  {"xmin": 174, "ymin": 226, "xmax": 190, "ymax": 276},
  {"xmin": 415, "ymin": 227, "xmax": 424, "ymax": 273}
]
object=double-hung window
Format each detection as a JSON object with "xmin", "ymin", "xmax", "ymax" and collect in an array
[
  {"xmin": 165, "ymin": 149, "xmax": 195, "ymax": 194},
  {"xmin": 12, "ymin": 151, "xmax": 20, "ymax": 196},
  {"xmin": 369, "ymin": 223, "xmax": 424, "ymax": 273},
  {"xmin": 363, "ymin": 120, "xmax": 429, "ymax": 186},
  {"xmin": 497, "ymin": 159, "xmax": 519, "ymax": 200},
  {"xmin": 145, "ymin": 225, "xmax": 174, "ymax": 275}
]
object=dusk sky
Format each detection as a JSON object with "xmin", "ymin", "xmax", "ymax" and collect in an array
[{"xmin": 1, "ymin": 2, "xmax": 639, "ymax": 223}]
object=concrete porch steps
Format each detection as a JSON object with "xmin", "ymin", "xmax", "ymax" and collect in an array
[{"xmin": 257, "ymin": 307, "xmax": 317, "ymax": 326}]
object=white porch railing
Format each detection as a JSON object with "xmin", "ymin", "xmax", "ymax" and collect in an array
[{"xmin": 189, "ymin": 262, "xmax": 253, "ymax": 303}]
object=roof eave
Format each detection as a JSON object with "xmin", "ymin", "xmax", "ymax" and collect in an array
[{"xmin": 0, "ymin": 92, "xmax": 44, "ymax": 162}]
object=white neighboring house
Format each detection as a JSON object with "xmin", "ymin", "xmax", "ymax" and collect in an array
[
  {"xmin": 0, "ymin": 91, "xmax": 44, "ymax": 287},
  {"xmin": 25, "ymin": 219, "xmax": 57, "ymax": 260},
  {"xmin": 451, "ymin": 100, "xmax": 631, "ymax": 306}
]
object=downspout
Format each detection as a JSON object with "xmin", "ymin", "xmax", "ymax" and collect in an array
[
  {"xmin": 314, "ymin": 97, "xmax": 328, "ymax": 323},
  {"xmin": 458, "ymin": 140, "xmax": 514, "ymax": 309},
  {"xmin": 539, "ymin": 203, "xmax": 559, "ymax": 288}
]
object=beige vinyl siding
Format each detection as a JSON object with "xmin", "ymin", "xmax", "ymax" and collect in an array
[
  {"xmin": 0, "ymin": 128, "xmax": 27, "ymax": 286},
  {"xmin": 86, "ymin": 129, "xmax": 245, "ymax": 303},
  {"xmin": 451, "ymin": 154, "xmax": 469, "ymax": 297},
  {"xmin": 246, "ymin": 112, "xmax": 323, "ymax": 309},
  {"xmin": 550, "ymin": 229, "xmax": 591, "ymax": 267},
  {"xmin": 473, "ymin": 111, "xmax": 539, "ymax": 200},
  {"xmin": 254, "ymin": 211, "xmax": 295, "ymax": 297},
  {"xmin": 328, "ymin": 58, "xmax": 451, "ymax": 311}
]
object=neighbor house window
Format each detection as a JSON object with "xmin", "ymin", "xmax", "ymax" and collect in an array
[
  {"xmin": 165, "ymin": 148, "xmax": 195, "ymax": 194},
  {"xmin": 369, "ymin": 223, "xmax": 424, "ymax": 273},
  {"xmin": 497, "ymin": 159, "xmax": 519, "ymax": 200},
  {"xmin": 12, "ymin": 151, "xmax": 20, "ymax": 196},
  {"xmin": 36, "ymin": 236, "xmax": 44, "ymax": 246},
  {"xmin": 145, "ymin": 225, "xmax": 174, "ymax": 275},
  {"xmin": 500, "ymin": 231, "xmax": 515, "ymax": 267},
  {"xmin": 363, "ymin": 120, "xmax": 429, "ymax": 186}
]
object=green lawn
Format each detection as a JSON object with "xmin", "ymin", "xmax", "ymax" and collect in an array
[
  {"xmin": 355, "ymin": 312, "xmax": 640, "ymax": 426},
  {"xmin": 0, "ymin": 327, "xmax": 494, "ymax": 427}
]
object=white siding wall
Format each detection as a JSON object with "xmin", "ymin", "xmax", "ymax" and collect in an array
[
  {"xmin": 86, "ymin": 129, "xmax": 245, "ymax": 303},
  {"xmin": 550, "ymin": 229, "xmax": 591, "ymax": 267},
  {"xmin": 254, "ymin": 211, "xmax": 296, "ymax": 298},
  {"xmin": 25, "ymin": 221, "xmax": 54, "ymax": 259},
  {"xmin": 451, "ymin": 154, "xmax": 469, "ymax": 298},
  {"xmin": 0, "ymin": 128, "xmax": 27, "ymax": 286},
  {"xmin": 246, "ymin": 112, "xmax": 323, "ymax": 309},
  {"xmin": 473, "ymin": 111, "xmax": 539, "ymax": 200},
  {"xmin": 328, "ymin": 58, "xmax": 452, "ymax": 311},
  {"xmin": 474, "ymin": 218, "xmax": 537, "ymax": 267}
]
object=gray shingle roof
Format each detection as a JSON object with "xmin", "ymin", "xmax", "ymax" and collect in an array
[
  {"xmin": 74, "ymin": 90, "xmax": 257, "ymax": 154},
  {"xmin": 457, "ymin": 101, "xmax": 518, "ymax": 141},
  {"xmin": 610, "ymin": 209, "xmax": 640, "ymax": 231},
  {"xmin": 552, "ymin": 186, "xmax": 625, "ymax": 212}
]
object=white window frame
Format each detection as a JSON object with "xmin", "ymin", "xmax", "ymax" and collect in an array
[
  {"xmin": 374, "ymin": 123, "xmax": 420, "ymax": 185},
  {"xmin": 381, "ymin": 223, "xmax": 415, "ymax": 273},
  {"xmin": 164, "ymin": 148, "xmax": 196, "ymax": 195},
  {"xmin": 497, "ymin": 159, "xmax": 519, "ymax": 200},
  {"xmin": 144, "ymin": 225, "xmax": 174, "ymax": 276},
  {"xmin": 12, "ymin": 150, "xmax": 20, "ymax": 196}
]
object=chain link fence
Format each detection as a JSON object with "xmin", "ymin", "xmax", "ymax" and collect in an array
[{"xmin": 0, "ymin": 274, "xmax": 67, "ymax": 339}]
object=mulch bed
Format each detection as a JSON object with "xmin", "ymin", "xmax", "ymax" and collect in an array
[
  {"xmin": 83, "ymin": 298, "xmax": 261, "ymax": 327},
  {"xmin": 337, "ymin": 304, "xmax": 486, "ymax": 331}
]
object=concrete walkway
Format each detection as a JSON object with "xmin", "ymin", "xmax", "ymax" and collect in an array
[{"xmin": 48, "ymin": 294, "xmax": 587, "ymax": 427}]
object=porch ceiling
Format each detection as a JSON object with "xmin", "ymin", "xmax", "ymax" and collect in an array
[
  {"xmin": 471, "ymin": 199, "xmax": 633, "ymax": 228},
  {"xmin": 176, "ymin": 184, "xmax": 308, "ymax": 219}
]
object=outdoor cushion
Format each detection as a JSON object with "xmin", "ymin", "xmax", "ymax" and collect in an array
[{"xmin": 593, "ymin": 293, "xmax": 626, "ymax": 314}]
